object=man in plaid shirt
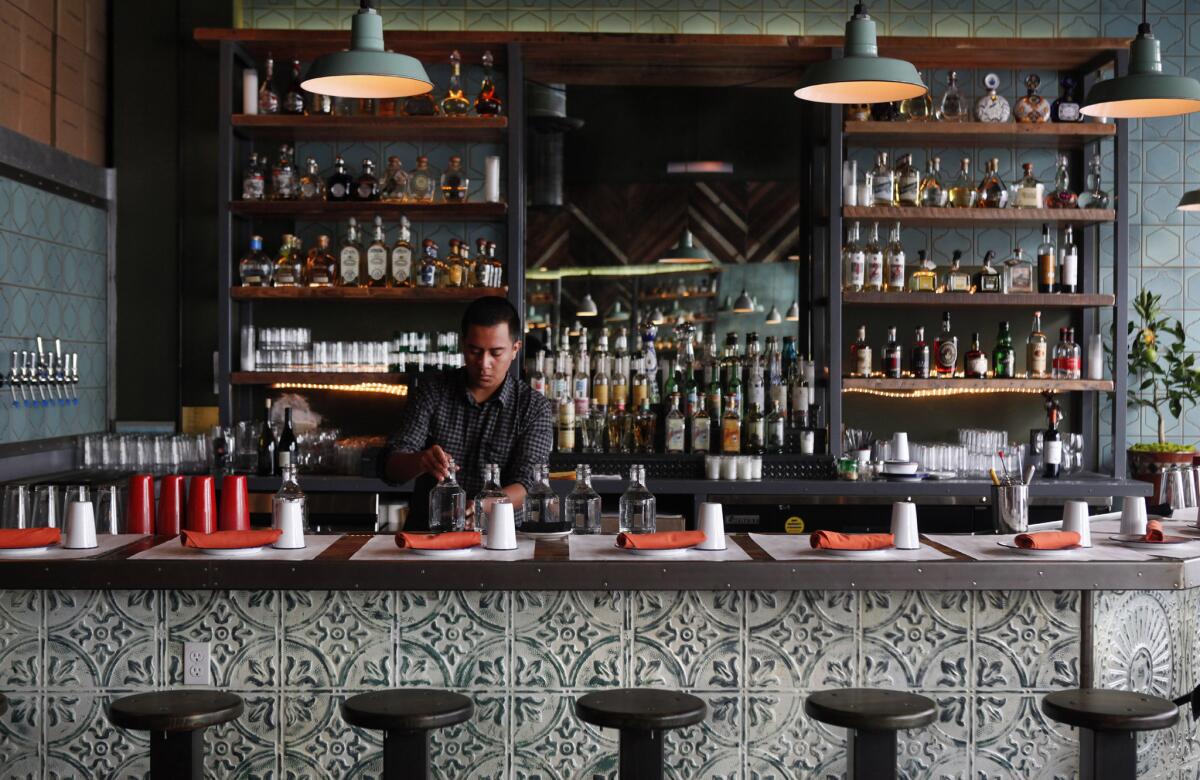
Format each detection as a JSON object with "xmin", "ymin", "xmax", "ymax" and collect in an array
[{"xmin": 382, "ymin": 297, "xmax": 553, "ymax": 530}]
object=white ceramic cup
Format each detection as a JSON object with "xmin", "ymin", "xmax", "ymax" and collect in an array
[
  {"xmin": 63, "ymin": 500, "xmax": 97, "ymax": 550},
  {"xmin": 890, "ymin": 501, "xmax": 919, "ymax": 549},
  {"xmin": 696, "ymin": 502, "xmax": 726, "ymax": 550},
  {"xmin": 891, "ymin": 432, "xmax": 910, "ymax": 463},
  {"xmin": 720, "ymin": 456, "xmax": 738, "ymax": 480},
  {"xmin": 1120, "ymin": 496, "xmax": 1148, "ymax": 536},
  {"xmin": 737, "ymin": 456, "xmax": 753, "ymax": 481},
  {"xmin": 1061, "ymin": 500, "xmax": 1091, "ymax": 547},
  {"xmin": 751, "ymin": 456, "xmax": 763, "ymax": 480},
  {"xmin": 486, "ymin": 502, "xmax": 518, "ymax": 550},
  {"xmin": 273, "ymin": 501, "xmax": 307, "ymax": 549},
  {"xmin": 704, "ymin": 455, "xmax": 721, "ymax": 480}
]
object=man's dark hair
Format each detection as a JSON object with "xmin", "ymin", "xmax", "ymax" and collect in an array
[{"xmin": 461, "ymin": 296, "xmax": 521, "ymax": 342}]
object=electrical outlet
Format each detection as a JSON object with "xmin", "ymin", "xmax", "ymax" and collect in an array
[{"xmin": 184, "ymin": 641, "xmax": 210, "ymax": 685}]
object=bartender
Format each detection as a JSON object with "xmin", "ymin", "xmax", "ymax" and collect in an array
[{"xmin": 382, "ymin": 296, "xmax": 553, "ymax": 530}]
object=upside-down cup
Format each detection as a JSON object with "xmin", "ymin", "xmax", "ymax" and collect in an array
[
  {"xmin": 187, "ymin": 476, "xmax": 216, "ymax": 535},
  {"xmin": 158, "ymin": 476, "xmax": 185, "ymax": 536},
  {"xmin": 219, "ymin": 475, "xmax": 250, "ymax": 531},
  {"xmin": 126, "ymin": 475, "xmax": 155, "ymax": 535}
]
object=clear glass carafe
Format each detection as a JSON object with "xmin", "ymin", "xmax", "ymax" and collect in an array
[
  {"xmin": 472, "ymin": 463, "xmax": 508, "ymax": 532},
  {"xmin": 618, "ymin": 464, "xmax": 656, "ymax": 534},
  {"xmin": 566, "ymin": 464, "xmax": 602, "ymax": 535},
  {"xmin": 428, "ymin": 457, "xmax": 466, "ymax": 532},
  {"xmin": 524, "ymin": 465, "xmax": 564, "ymax": 533}
]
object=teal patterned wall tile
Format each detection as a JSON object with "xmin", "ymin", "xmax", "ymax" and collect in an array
[
  {"xmin": 0, "ymin": 590, "xmax": 40, "ymax": 690},
  {"xmin": 932, "ymin": 11, "xmax": 972, "ymax": 35},
  {"xmin": 762, "ymin": 11, "xmax": 802, "ymax": 33},
  {"xmin": 972, "ymin": 11, "xmax": 1016, "ymax": 35},
  {"xmin": 860, "ymin": 591, "xmax": 971, "ymax": 690},
  {"xmin": 46, "ymin": 694, "xmax": 149, "ymax": 779},
  {"xmin": 282, "ymin": 590, "xmax": 394, "ymax": 688},
  {"xmin": 0, "ymin": 693, "xmax": 38, "ymax": 773},
  {"xmin": 550, "ymin": 9, "xmax": 594, "ymax": 30},
  {"xmin": 595, "ymin": 10, "xmax": 635, "ymax": 31},
  {"xmin": 512, "ymin": 693, "xmax": 617, "ymax": 777},
  {"xmin": 165, "ymin": 590, "xmax": 279, "ymax": 689},
  {"xmin": 45, "ymin": 591, "xmax": 158, "ymax": 691}
]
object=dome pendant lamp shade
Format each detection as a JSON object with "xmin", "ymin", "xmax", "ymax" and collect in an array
[
  {"xmin": 658, "ymin": 229, "xmax": 713, "ymax": 264},
  {"xmin": 1178, "ymin": 188, "xmax": 1200, "ymax": 211},
  {"xmin": 732, "ymin": 290, "xmax": 755, "ymax": 314},
  {"xmin": 794, "ymin": 4, "xmax": 926, "ymax": 104},
  {"xmin": 301, "ymin": 1, "xmax": 433, "ymax": 99},
  {"xmin": 1082, "ymin": 21, "xmax": 1200, "ymax": 119}
]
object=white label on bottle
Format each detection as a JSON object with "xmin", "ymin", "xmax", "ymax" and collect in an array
[
  {"xmin": 872, "ymin": 176, "xmax": 893, "ymax": 206},
  {"xmin": 770, "ymin": 384, "xmax": 787, "ymax": 408},
  {"xmin": 1030, "ymin": 343, "xmax": 1048, "ymax": 373},
  {"xmin": 866, "ymin": 253, "xmax": 884, "ymax": 287},
  {"xmin": 967, "ymin": 354, "xmax": 988, "ymax": 376},
  {"xmin": 1017, "ymin": 185, "xmax": 1042, "ymax": 208},
  {"xmin": 392, "ymin": 247, "xmax": 412, "ymax": 282},
  {"xmin": 300, "ymin": 181, "xmax": 318, "ymax": 199},
  {"xmin": 1044, "ymin": 440, "xmax": 1062, "ymax": 465},
  {"xmin": 800, "ymin": 430, "xmax": 815, "ymax": 454},
  {"xmin": 419, "ymin": 263, "xmax": 436, "ymax": 287},
  {"xmin": 899, "ymin": 177, "xmax": 919, "ymax": 205},
  {"xmin": 339, "ymin": 248, "xmax": 359, "ymax": 282},
  {"xmin": 848, "ymin": 251, "xmax": 865, "ymax": 286},
  {"xmin": 666, "ymin": 418, "xmax": 685, "ymax": 452},
  {"xmin": 937, "ymin": 339, "xmax": 957, "ymax": 371},
  {"xmin": 366, "ymin": 247, "xmax": 387, "ymax": 280},
  {"xmin": 749, "ymin": 377, "xmax": 765, "ymax": 409},
  {"xmin": 528, "ymin": 509, "xmax": 540, "ymax": 524},
  {"xmin": 330, "ymin": 182, "xmax": 347, "ymax": 199},
  {"xmin": 357, "ymin": 182, "xmax": 375, "ymax": 199},
  {"xmin": 887, "ymin": 252, "xmax": 906, "ymax": 288},
  {"xmin": 693, "ymin": 424, "xmax": 710, "ymax": 452},
  {"xmin": 855, "ymin": 346, "xmax": 872, "ymax": 375},
  {"xmin": 1061, "ymin": 249, "xmax": 1078, "ymax": 286}
]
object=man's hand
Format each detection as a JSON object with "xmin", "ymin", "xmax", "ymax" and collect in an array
[{"xmin": 420, "ymin": 445, "xmax": 455, "ymax": 481}]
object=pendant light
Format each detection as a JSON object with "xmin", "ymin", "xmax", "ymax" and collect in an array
[
  {"xmin": 301, "ymin": 1, "xmax": 433, "ymax": 99},
  {"xmin": 1082, "ymin": 0, "xmax": 1200, "ymax": 119},
  {"xmin": 732, "ymin": 289, "xmax": 755, "ymax": 314},
  {"xmin": 658, "ymin": 229, "xmax": 713, "ymax": 264},
  {"xmin": 605, "ymin": 301, "xmax": 631, "ymax": 322},
  {"xmin": 785, "ymin": 301, "xmax": 801, "ymax": 322},
  {"xmin": 1178, "ymin": 189, "xmax": 1200, "ymax": 211},
  {"xmin": 576, "ymin": 294, "xmax": 598, "ymax": 317},
  {"xmin": 765, "ymin": 305, "xmax": 782, "ymax": 325},
  {"xmin": 794, "ymin": 4, "xmax": 926, "ymax": 104},
  {"xmin": 649, "ymin": 307, "xmax": 666, "ymax": 325}
]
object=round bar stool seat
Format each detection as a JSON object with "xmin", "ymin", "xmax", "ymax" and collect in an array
[
  {"xmin": 107, "ymin": 691, "xmax": 244, "ymax": 780},
  {"xmin": 805, "ymin": 689, "xmax": 936, "ymax": 780},
  {"xmin": 1042, "ymin": 689, "xmax": 1178, "ymax": 780},
  {"xmin": 575, "ymin": 689, "xmax": 706, "ymax": 780},
  {"xmin": 341, "ymin": 690, "xmax": 473, "ymax": 780}
]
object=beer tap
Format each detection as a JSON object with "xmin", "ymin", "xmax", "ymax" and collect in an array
[
  {"xmin": 19, "ymin": 351, "xmax": 32, "ymax": 407},
  {"xmin": 53, "ymin": 339, "xmax": 65, "ymax": 404},
  {"xmin": 7, "ymin": 351, "xmax": 17, "ymax": 408},
  {"xmin": 34, "ymin": 337, "xmax": 48, "ymax": 406},
  {"xmin": 69, "ymin": 353, "xmax": 79, "ymax": 404}
]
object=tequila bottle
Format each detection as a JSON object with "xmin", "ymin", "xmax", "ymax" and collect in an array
[
  {"xmin": 948, "ymin": 157, "xmax": 975, "ymax": 208},
  {"xmin": 472, "ymin": 463, "xmax": 508, "ymax": 533},
  {"xmin": 1052, "ymin": 76, "xmax": 1083, "ymax": 123},
  {"xmin": 909, "ymin": 250, "xmax": 938, "ymax": 292},
  {"xmin": 298, "ymin": 157, "xmax": 326, "ymax": 200},
  {"xmin": 871, "ymin": 152, "xmax": 895, "ymax": 207},
  {"xmin": 851, "ymin": 325, "xmax": 872, "ymax": 377},
  {"xmin": 936, "ymin": 71, "xmax": 966, "ymax": 122},
  {"xmin": 440, "ymin": 155, "xmax": 470, "ymax": 202},
  {"xmin": 965, "ymin": 332, "xmax": 988, "ymax": 378},
  {"xmin": 474, "ymin": 50, "xmax": 503, "ymax": 116},
  {"xmin": 283, "ymin": 59, "xmax": 305, "ymax": 115},
  {"xmin": 242, "ymin": 152, "xmax": 266, "ymax": 200},
  {"xmin": 721, "ymin": 396, "xmax": 741, "ymax": 454},
  {"xmin": 365, "ymin": 215, "xmax": 389, "ymax": 287},
  {"xmin": 976, "ymin": 158, "xmax": 1007, "ymax": 208},
  {"xmin": 911, "ymin": 326, "xmax": 930, "ymax": 378},
  {"xmin": 390, "ymin": 216, "xmax": 414, "ymax": 287},
  {"xmin": 1037, "ymin": 223, "xmax": 1056, "ymax": 294},
  {"xmin": 257, "ymin": 55, "xmax": 279, "ymax": 114},
  {"xmin": 440, "ymin": 50, "xmax": 471, "ymax": 116},
  {"xmin": 238, "ymin": 235, "xmax": 272, "ymax": 286},
  {"xmin": 883, "ymin": 326, "xmax": 902, "ymax": 378},
  {"xmin": 428, "ymin": 457, "xmax": 466, "ymax": 533},
  {"xmin": 1014, "ymin": 74, "xmax": 1051, "ymax": 123},
  {"xmin": 766, "ymin": 400, "xmax": 786, "ymax": 453},
  {"xmin": 634, "ymin": 399, "xmax": 656, "ymax": 454},
  {"xmin": 895, "ymin": 153, "xmax": 921, "ymax": 206},
  {"xmin": 556, "ymin": 397, "xmax": 575, "ymax": 453},
  {"xmin": 326, "ymin": 155, "xmax": 353, "ymax": 201},
  {"xmin": 1015, "ymin": 163, "xmax": 1044, "ymax": 209},
  {"xmin": 934, "ymin": 311, "xmax": 958, "ymax": 377},
  {"xmin": 273, "ymin": 234, "xmax": 304, "ymax": 287},
  {"xmin": 338, "ymin": 218, "xmax": 363, "ymax": 287},
  {"xmin": 1059, "ymin": 226, "xmax": 1079, "ymax": 294},
  {"xmin": 354, "ymin": 159, "xmax": 380, "ymax": 201},
  {"xmin": 417, "ymin": 239, "xmax": 440, "ymax": 288},
  {"xmin": 487, "ymin": 242, "xmax": 504, "ymax": 287},
  {"xmin": 1081, "ymin": 154, "xmax": 1109, "ymax": 209},
  {"xmin": 974, "ymin": 73, "xmax": 1011, "ymax": 123},
  {"xmin": 975, "ymin": 250, "xmax": 1002, "ymax": 293},
  {"xmin": 271, "ymin": 145, "xmax": 297, "ymax": 200},
  {"xmin": 306, "ymin": 235, "xmax": 336, "ymax": 287},
  {"xmin": 1045, "ymin": 154, "xmax": 1078, "ymax": 209},
  {"xmin": 884, "ymin": 222, "xmax": 906, "ymax": 293},
  {"xmin": 407, "ymin": 155, "xmax": 438, "ymax": 203},
  {"xmin": 566, "ymin": 464, "xmax": 601, "ymax": 534},
  {"xmin": 864, "ymin": 222, "xmax": 884, "ymax": 292},
  {"xmin": 920, "ymin": 156, "xmax": 946, "ymax": 207},
  {"xmin": 691, "ymin": 403, "xmax": 711, "ymax": 454},
  {"xmin": 841, "ymin": 221, "xmax": 865, "ymax": 292},
  {"xmin": 524, "ymin": 465, "xmax": 563, "ymax": 533},
  {"xmin": 1002, "ymin": 248, "xmax": 1035, "ymax": 294},
  {"xmin": 664, "ymin": 394, "xmax": 686, "ymax": 453},
  {"xmin": 606, "ymin": 400, "xmax": 630, "ymax": 454},
  {"xmin": 946, "ymin": 250, "xmax": 971, "ymax": 292},
  {"xmin": 744, "ymin": 403, "xmax": 766, "ymax": 455},
  {"xmin": 1026, "ymin": 310, "xmax": 1049, "ymax": 378},
  {"xmin": 618, "ymin": 465, "xmax": 656, "ymax": 534},
  {"xmin": 380, "ymin": 155, "xmax": 408, "ymax": 202}
]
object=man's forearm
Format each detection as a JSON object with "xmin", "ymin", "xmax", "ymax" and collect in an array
[
  {"xmin": 385, "ymin": 451, "xmax": 426, "ymax": 484},
  {"xmin": 502, "ymin": 484, "xmax": 527, "ymax": 510}
]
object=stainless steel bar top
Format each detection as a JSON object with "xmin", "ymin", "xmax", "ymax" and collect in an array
[{"xmin": 0, "ymin": 529, "xmax": 1194, "ymax": 592}]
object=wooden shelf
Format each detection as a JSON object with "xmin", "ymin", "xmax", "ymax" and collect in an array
[
  {"xmin": 231, "ymin": 371, "xmax": 407, "ymax": 385},
  {"xmin": 229, "ymin": 201, "xmax": 508, "ymax": 221},
  {"xmin": 231, "ymin": 286, "xmax": 507, "ymax": 302},
  {"xmin": 842, "ymin": 206, "xmax": 1115, "ymax": 226},
  {"xmin": 638, "ymin": 291, "xmax": 717, "ymax": 302},
  {"xmin": 843, "ymin": 121, "xmax": 1115, "ymax": 148},
  {"xmin": 842, "ymin": 377, "xmax": 1113, "ymax": 392},
  {"xmin": 231, "ymin": 114, "xmax": 508, "ymax": 142},
  {"xmin": 842, "ymin": 291, "xmax": 1115, "ymax": 308}
]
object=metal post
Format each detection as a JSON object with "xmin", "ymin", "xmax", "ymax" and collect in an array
[
  {"xmin": 149, "ymin": 729, "xmax": 204, "ymax": 779},
  {"xmin": 1112, "ymin": 49, "xmax": 1130, "ymax": 478},
  {"xmin": 847, "ymin": 728, "xmax": 898, "ymax": 779},
  {"xmin": 618, "ymin": 728, "xmax": 665, "ymax": 780},
  {"xmin": 826, "ymin": 51, "xmax": 844, "ymax": 456},
  {"xmin": 383, "ymin": 729, "xmax": 431, "ymax": 780},
  {"xmin": 217, "ymin": 41, "xmax": 234, "ymax": 427},
  {"xmin": 506, "ymin": 43, "xmax": 526, "ymax": 379}
]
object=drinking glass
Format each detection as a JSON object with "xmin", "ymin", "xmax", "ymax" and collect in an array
[
  {"xmin": 2, "ymin": 484, "xmax": 31, "ymax": 529},
  {"xmin": 60, "ymin": 485, "xmax": 90, "ymax": 521},
  {"xmin": 235, "ymin": 422, "xmax": 261, "ymax": 472},
  {"xmin": 32, "ymin": 485, "xmax": 60, "ymax": 528},
  {"xmin": 95, "ymin": 485, "xmax": 123, "ymax": 534},
  {"xmin": 1066, "ymin": 433, "xmax": 1085, "ymax": 474}
]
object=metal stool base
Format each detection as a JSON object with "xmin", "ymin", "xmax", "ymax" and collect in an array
[
  {"xmin": 848, "ymin": 728, "xmax": 898, "ymax": 780},
  {"xmin": 383, "ymin": 730, "xmax": 431, "ymax": 780},
  {"xmin": 618, "ymin": 728, "xmax": 665, "ymax": 780},
  {"xmin": 149, "ymin": 729, "xmax": 203, "ymax": 780},
  {"xmin": 1080, "ymin": 728, "xmax": 1137, "ymax": 780}
]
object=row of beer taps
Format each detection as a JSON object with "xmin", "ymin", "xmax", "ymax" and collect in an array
[{"xmin": 5, "ymin": 337, "xmax": 79, "ymax": 407}]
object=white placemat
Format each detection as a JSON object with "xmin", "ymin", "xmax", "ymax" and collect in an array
[
  {"xmin": 351, "ymin": 534, "xmax": 536, "ymax": 561},
  {"xmin": 568, "ymin": 534, "xmax": 751, "ymax": 561},
  {"xmin": 749, "ymin": 533, "xmax": 954, "ymax": 561},
  {"xmin": 924, "ymin": 533, "xmax": 1157, "ymax": 562},
  {"xmin": 0, "ymin": 533, "xmax": 147, "ymax": 561},
  {"xmin": 1088, "ymin": 519, "xmax": 1200, "ymax": 560},
  {"xmin": 130, "ymin": 533, "xmax": 341, "ymax": 561}
]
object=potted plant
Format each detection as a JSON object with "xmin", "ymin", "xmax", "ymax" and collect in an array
[{"xmin": 1124, "ymin": 288, "xmax": 1200, "ymax": 480}]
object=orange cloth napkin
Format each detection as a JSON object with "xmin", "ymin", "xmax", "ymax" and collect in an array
[
  {"xmin": 810, "ymin": 530, "xmax": 894, "ymax": 550},
  {"xmin": 616, "ymin": 531, "xmax": 707, "ymax": 550},
  {"xmin": 1014, "ymin": 530, "xmax": 1081, "ymax": 549},
  {"xmin": 1145, "ymin": 519, "xmax": 1164, "ymax": 542},
  {"xmin": 396, "ymin": 531, "xmax": 481, "ymax": 550},
  {"xmin": 0, "ymin": 528, "xmax": 60, "ymax": 549},
  {"xmin": 182, "ymin": 529, "xmax": 282, "ymax": 549}
]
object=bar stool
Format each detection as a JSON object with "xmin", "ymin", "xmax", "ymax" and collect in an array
[
  {"xmin": 804, "ymin": 688, "xmax": 936, "ymax": 780},
  {"xmin": 1042, "ymin": 688, "xmax": 1179, "ymax": 779},
  {"xmin": 0, "ymin": 693, "xmax": 7, "ymax": 716},
  {"xmin": 341, "ymin": 689, "xmax": 473, "ymax": 780},
  {"xmin": 107, "ymin": 690, "xmax": 243, "ymax": 780},
  {"xmin": 574, "ymin": 688, "xmax": 707, "ymax": 780}
]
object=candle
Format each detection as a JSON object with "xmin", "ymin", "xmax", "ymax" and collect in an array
[
  {"xmin": 242, "ymin": 69, "xmax": 258, "ymax": 115},
  {"xmin": 1088, "ymin": 333, "xmax": 1103, "ymax": 380},
  {"xmin": 484, "ymin": 155, "xmax": 501, "ymax": 203}
]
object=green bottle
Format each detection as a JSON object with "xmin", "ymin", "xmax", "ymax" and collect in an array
[{"xmin": 992, "ymin": 321, "xmax": 1015, "ymax": 379}]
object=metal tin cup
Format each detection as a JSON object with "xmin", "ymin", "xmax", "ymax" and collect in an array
[{"xmin": 991, "ymin": 483, "xmax": 1029, "ymax": 534}]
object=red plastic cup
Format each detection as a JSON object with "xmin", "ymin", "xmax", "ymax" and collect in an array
[
  {"xmin": 127, "ymin": 475, "xmax": 155, "ymax": 535},
  {"xmin": 187, "ymin": 476, "xmax": 216, "ymax": 534},
  {"xmin": 158, "ymin": 475, "xmax": 186, "ymax": 536},
  {"xmin": 219, "ymin": 475, "xmax": 250, "ymax": 531}
]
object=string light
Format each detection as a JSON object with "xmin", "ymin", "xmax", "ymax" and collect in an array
[
  {"xmin": 842, "ymin": 384, "xmax": 1102, "ymax": 399},
  {"xmin": 271, "ymin": 382, "xmax": 408, "ymax": 397}
]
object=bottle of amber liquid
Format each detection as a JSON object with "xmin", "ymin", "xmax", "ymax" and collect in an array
[{"xmin": 721, "ymin": 396, "xmax": 741, "ymax": 454}]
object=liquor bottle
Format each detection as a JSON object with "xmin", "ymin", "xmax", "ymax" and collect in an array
[
  {"xmin": 256, "ymin": 399, "xmax": 276, "ymax": 476},
  {"xmin": 273, "ymin": 234, "xmax": 304, "ymax": 287},
  {"xmin": 1065, "ymin": 327, "xmax": 1082, "ymax": 379},
  {"xmin": 936, "ymin": 71, "xmax": 966, "ymax": 121},
  {"xmin": 566, "ymin": 464, "xmax": 602, "ymax": 534},
  {"xmin": 258, "ymin": 55, "xmax": 279, "ymax": 114},
  {"xmin": 898, "ymin": 83, "xmax": 933, "ymax": 121},
  {"xmin": 591, "ymin": 349, "xmax": 610, "ymax": 418},
  {"xmin": 846, "ymin": 103, "xmax": 871, "ymax": 121},
  {"xmin": 524, "ymin": 465, "xmax": 562, "ymax": 532},
  {"xmin": 993, "ymin": 321, "xmax": 1016, "ymax": 378},
  {"xmin": 440, "ymin": 50, "xmax": 471, "ymax": 115},
  {"xmin": 606, "ymin": 400, "xmax": 629, "ymax": 454},
  {"xmin": 428, "ymin": 457, "xmax": 467, "ymax": 532},
  {"xmin": 407, "ymin": 155, "xmax": 437, "ymax": 203},
  {"xmin": 1026, "ymin": 310, "xmax": 1049, "ymax": 378},
  {"xmin": 965, "ymin": 332, "xmax": 988, "ymax": 378},
  {"xmin": 871, "ymin": 101, "xmax": 897, "ymax": 122},
  {"xmin": 1042, "ymin": 395, "xmax": 1063, "ymax": 479},
  {"xmin": 353, "ymin": 159, "xmax": 379, "ymax": 201},
  {"xmin": 1002, "ymin": 248, "xmax": 1035, "ymax": 294},
  {"xmin": 909, "ymin": 250, "xmax": 938, "ymax": 292},
  {"xmin": 1045, "ymin": 154, "xmax": 1079, "ymax": 209},
  {"xmin": 841, "ymin": 221, "xmax": 865, "ymax": 292},
  {"xmin": 634, "ymin": 399, "xmax": 656, "ymax": 454},
  {"xmin": 298, "ymin": 157, "xmax": 326, "ymax": 200},
  {"xmin": 691, "ymin": 401, "xmax": 711, "ymax": 454},
  {"xmin": 283, "ymin": 59, "xmax": 305, "ymax": 115},
  {"xmin": 573, "ymin": 330, "xmax": 591, "ymax": 419},
  {"xmin": 664, "ymin": 394, "xmax": 686, "ymax": 453},
  {"xmin": 611, "ymin": 329, "xmax": 629, "ymax": 410},
  {"xmin": 276, "ymin": 407, "xmax": 297, "ymax": 469},
  {"xmin": 1052, "ymin": 76, "xmax": 1083, "ymax": 122},
  {"xmin": 895, "ymin": 153, "xmax": 921, "ymax": 206},
  {"xmin": 864, "ymin": 223, "xmax": 884, "ymax": 292},
  {"xmin": 948, "ymin": 157, "xmax": 975, "ymax": 208},
  {"xmin": 1036, "ymin": 224, "xmax": 1056, "ymax": 293},
  {"xmin": 308, "ymin": 89, "xmax": 332, "ymax": 116},
  {"xmin": 403, "ymin": 82, "xmax": 438, "ymax": 116},
  {"xmin": 1052, "ymin": 327, "xmax": 1069, "ymax": 379},
  {"xmin": 766, "ymin": 337, "xmax": 786, "ymax": 414},
  {"xmin": 1058, "ymin": 226, "xmax": 1078, "ymax": 294},
  {"xmin": 946, "ymin": 250, "xmax": 971, "ymax": 292},
  {"xmin": 445, "ymin": 240, "xmax": 467, "ymax": 288},
  {"xmin": 338, "ymin": 218, "xmax": 363, "ymax": 287},
  {"xmin": 766, "ymin": 400, "xmax": 786, "ymax": 454},
  {"xmin": 1081, "ymin": 154, "xmax": 1109, "ymax": 209},
  {"xmin": 934, "ymin": 311, "xmax": 958, "ymax": 377},
  {"xmin": 1014, "ymin": 74, "xmax": 1051, "ymax": 123},
  {"xmin": 486, "ymin": 242, "xmax": 504, "ymax": 287},
  {"xmin": 238, "ymin": 235, "xmax": 272, "ymax": 286},
  {"xmin": 242, "ymin": 152, "xmax": 266, "ymax": 200},
  {"xmin": 920, "ymin": 157, "xmax": 946, "ymax": 207},
  {"xmin": 474, "ymin": 50, "xmax": 503, "ymax": 116},
  {"xmin": 271, "ymin": 145, "xmax": 298, "ymax": 200},
  {"xmin": 365, "ymin": 216, "xmax": 389, "ymax": 287},
  {"xmin": 440, "ymin": 155, "xmax": 470, "ymax": 202},
  {"xmin": 975, "ymin": 158, "xmax": 1007, "ymax": 208},
  {"xmin": 975, "ymin": 250, "xmax": 1002, "ymax": 293},
  {"xmin": 380, "ymin": 156, "xmax": 408, "ymax": 202},
  {"xmin": 787, "ymin": 357, "xmax": 808, "ymax": 428},
  {"xmin": 974, "ymin": 73, "xmax": 1011, "ymax": 122},
  {"xmin": 883, "ymin": 326, "xmax": 902, "ymax": 378},
  {"xmin": 871, "ymin": 152, "xmax": 895, "ymax": 207},
  {"xmin": 306, "ymin": 235, "xmax": 336, "ymax": 287},
  {"xmin": 1015, "ymin": 163, "xmax": 1044, "ymax": 209},
  {"xmin": 851, "ymin": 325, "xmax": 872, "ymax": 377},
  {"xmin": 911, "ymin": 326, "xmax": 930, "ymax": 379},
  {"xmin": 630, "ymin": 356, "xmax": 650, "ymax": 411},
  {"xmin": 529, "ymin": 350, "xmax": 548, "ymax": 397},
  {"xmin": 556, "ymin": 396, "xmax": 575, "ymax": 453},
  {"xmin": 417, "ymin": 239, "xmax": 440, "ymax": 288},
  {"xmin": 745, "ymin": 332, "xmax": 766, "ymax": 412},
  {"xmin": 884, "ymin": 222, "xmax": 906, "ymax": 293},
  {"xmin": 619, "ymin": 465, "xmax": 656, "ymax": 534},
  {"xmin": 721, "ymin": 396, "xmax": 741, "ymax": 454},
  {"xmin": 326, "ymin": 155, "xmax": 353, "ymax": 201},
  {"xmin": 470, "ymin": 463, "xmax": 507, "ymax": 532},
  {"xmin": 744, "ymin": 403, "xmax": 766, "ymax": 455},
  {"xmin": 469, "ymin": 238, "xmax": 488, "ymax": 287},
  {"xmin": 390, "ymin": 216, "xmax": 414, "ymax": 287}
]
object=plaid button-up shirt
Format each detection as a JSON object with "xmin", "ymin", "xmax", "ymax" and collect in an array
[{"xmin": 383, "ymin": 368, "xmax": 553, "ymax": 530}]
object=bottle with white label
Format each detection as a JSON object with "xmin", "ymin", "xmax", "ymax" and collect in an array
[
  {"xmin": 566, "ymin": 465, "xmax": 601, "ymax": 534},
  {"xmin": 1042, "ymin": 395, "xmax": 1062, "ymax": 479},
  {"xmin": 842, "ymin": 221, "xmax": 865, "ymax": 292},
  {"xmin": 851, "ymin": 325, "xmax": 872, "ymax": 377},
  {"xmin": 1058, "ymin": 226, "xmax": 1078, "ymax": 294},
  {"xmin": 871, "ymin": 152, "xmax": 895, "ymax": 207},
  {"xmin": 390, "ymin": 215, "xmax": 414, "ymax": 287},
  {"xmin": 864, "ymin": 223, "xmax": 884, "ymax": 292},
  {"xmin": 337, "ymin": 217, "xmax": 363, "ymax": 287},
  {"xmin": 365, "ymin": 216, "xmax": 390, "ymax": 287},
  {"xmin": 884, "ymin": 222, "xmax": 906, "ymax": 292}
]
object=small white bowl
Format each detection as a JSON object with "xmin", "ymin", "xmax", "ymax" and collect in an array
[{"xmin": 881, "ymin": 460, "xmax": 919, "ymax": 475}]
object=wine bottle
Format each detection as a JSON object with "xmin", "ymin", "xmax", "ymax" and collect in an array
[
  {"xmin": 256, "ymin": 398, "xmax": 277, "ymax": 476},
  {"xmin": 277, "ymin": 407, "xmax": 297, "ymax": 470},
  {"xmin": 1042, "ymin": 394, "xmax": 1062, "ymax": 479}
]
